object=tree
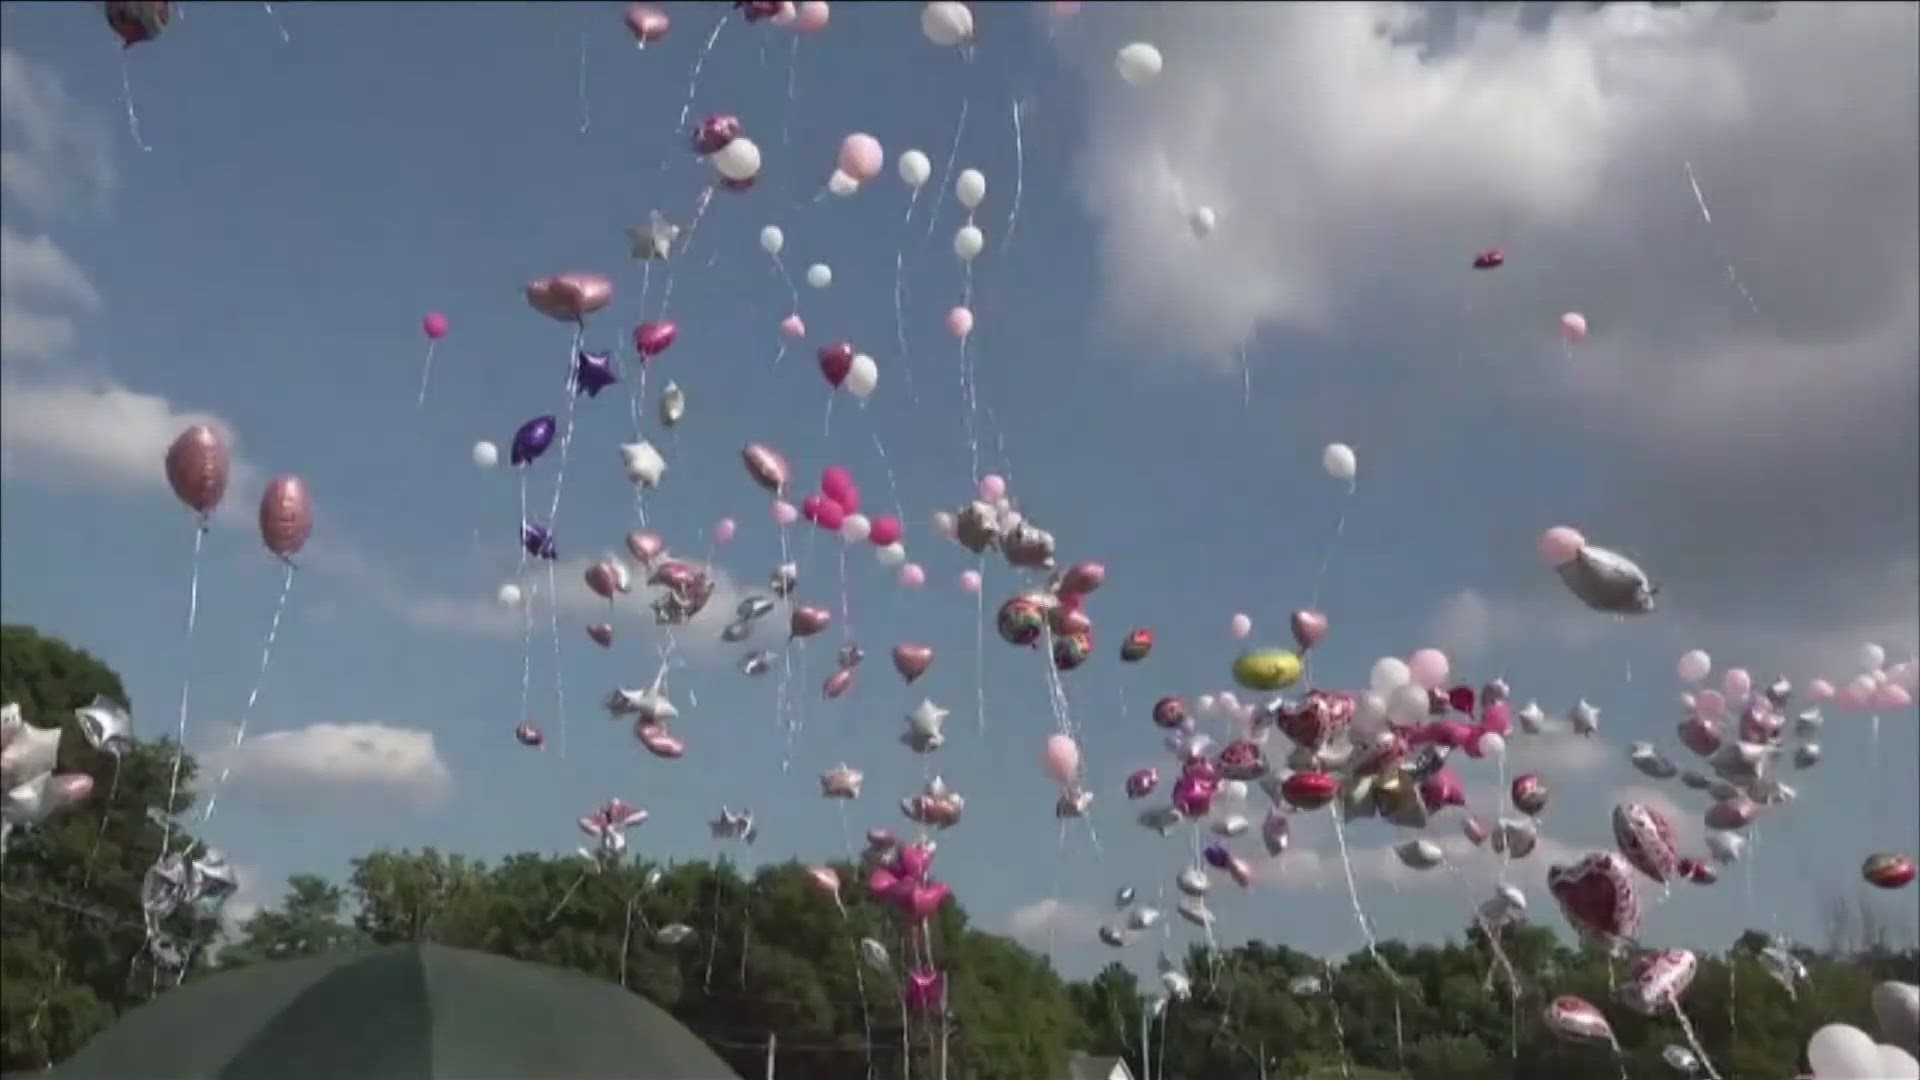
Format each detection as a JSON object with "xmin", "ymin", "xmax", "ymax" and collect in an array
[
  {"xmin": 217, "ymin": 875, "xmax": 367, "ymax": 968},
  {"xmin": 1, "ymin": 625, "xmax": 219, "ymax": 1072}
]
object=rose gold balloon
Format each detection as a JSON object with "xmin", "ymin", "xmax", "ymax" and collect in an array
[
  {"xmin": 823, "ymin": 668, "xmax": 854, "ymax": 699},
  {"xmin": 586, "ymin": 623, "xmax": 615, "ymax": 648},
  {"xmin": 742, "ymin": 442, "xmax": 790, "ymax": 493},
  {"xmin": 525, "ymin": 273, "xmax": 614, "ymax": 322},
  {"xmin": 1289, "ymin": 608, "xmax": 1329, "ymax": 652},
  {"xmin": 585, "ymin": 561, "xmax": 619, "ymax": 600},
  {"xmin": 636, "ymin": 724, "xmax": 685, "ymax": 759},
  {"xmin": 892, "ymin": 643, "xmax": 934, "ymax": 683},
  {"xmin": 258, "ymin": 475, "xmax": 314, "ymax": 559},
  {"xmin": 805, "ymin": 865, "xmax": 842, "ymax": 898},
  {"xmin": 623, "ymin": 2, "xmax": 669, "ymax": 43},
  {"xmin": 49, "ymin": 772, "xmax": 94, "ymax": 806},
  {"xmin": 790, "ymin": 605, "xmax": 832, "ymax": 638},
  {"xmin": 165, "ymin": 424, "xmax": 230, "ymax": 517},
  {"xmin": 625, "ymin": 529, "xmax": 667, "ymax": 566}
]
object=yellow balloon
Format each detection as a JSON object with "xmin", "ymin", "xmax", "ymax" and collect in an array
[{"xmin": 1232, "ymin": 649, "xmax": 1302, "ymax": 692}]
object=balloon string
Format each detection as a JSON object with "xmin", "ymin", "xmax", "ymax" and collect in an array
[
  {"xmin": 202, "ymin": 562, "xmax": 297, "ymax": 824},
  {"xmin": 660, "ymin": 186, "xmax": 715, "ymax": 316},
  {"xmin": 769, "ymin": 249, "xmax": 798, "ymax": 318},
  {"xmin": 923, "ymin": 97, "xmax": 968, "ymax": 241},
  {"xmin": 157, "ymin": 525, "xmax": 206, "ymax": 863},
  {"xmin": 629, "ymin": 265, "xmax": 656, "ymax": 527},
  {"xmin": 834, "ymin": 803, "xmax": 879, "ymax": 1080},
  {"xmin": 670, "ymin": 16, "xmax": 729, "ymax": 166},
  {"xmin": 546, "ymin": 559, "xmax": 567, "ymax": 759},
  {"xmin": 1681, "ymin": 160, "xmax": 1760, "ymax": 318},
  {"xmin": 576, "ymin": 31, "xmax": 591, "ymax": 136},
  {"xmin": 540, "ymin": 326, "xmax": 584, "ymax": 751},
  {"xmin": 893, "ymin": 189, "xmax": 924, "ymax": 409},
  {"xmin": 779, "ymin": 34, "xmax": 801, "ymax": 162},
  {"xmin": 971, "ymin": 558, "xmax": 985, "ymax": 734},
  {"xmin": 958, "ymin": 230, "xmax": 980, "ymax": 486},
  {"xmin": 80, "ymin": 754, "xmax": 124, "ymax": 890},
  {"xmin": 1672, "ymin": 1002, "xmax": 1722, "ymax": 1080},
  {"xmin": 119, "ymin": 53, "xmax": 150, "ymax": 154},
  {"xmin": 262, "ymin": 3, "xmax": 290, "ymax": 43},
  {"xmin": 1000, "ymin": 96, "xmax": 1025, "ymax": 256},
  {"xmin": 517, "ymin": 472, "xmax": 535, "ymax": 725},
  {"xmin": 1306, "ymin": 483, "xmax": 1354, "ymax": 612},
  {"xmin": 415, "ymin": 340, "xmax": 438, "ymax": 407},
  {"xmin": 1323, "ymin": 801, "xmax": 1409, "ymax": 1067}
]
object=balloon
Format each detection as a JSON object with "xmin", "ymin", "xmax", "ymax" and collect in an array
[
  {"xmin": 1407, "ymin": 648, "xmax": 1450, "ymax": 690},
  {"xmin": 1229, "ymin": 613, "xmax": 1252, "ymax": 640},
  {"xmin": 620, "ymin": 441, "xmax": 665, "ymax": 488},
  {"xmin": 799, "ymin": 263, "xmax": 832, "ymax": 290},
  {"xmin": 1557, "ymin": 543, "xmax": 1658, "ymax": 615},
  {"xmin": 1677, "ymin": 649, "xmax": 1711, "ymax": 683},
  {"xmin": 790, "ymin": 605, "xmax": 832, "ymax": 638},
  {"xmin": 772, "ymin": 500, "xmax": 799, "ymax": 526},
  {"xmin": 713, "ymin": 518, "xmax": 737, "ymax": 545},
  {"xmin": 1538, "ymin": 526, "xmax": 1586, "ymax": 567},
  {"xmin": 759, "ymin": 225, "xmax": 785, "ymax": 255},
  {"xmin": 899, "ymin": 149, "xmax": 932, "ymax": 188},
  {"xmin": 525, "ymin": 273, "xmax": 613, "ymax": 322},
  {"xmin": 1043, "ymin": 734, "xmax": 1080, "ymax": 784},
  {"xmin": 840, "ymin": 513, "xmax": 872, "ymax": 544},
  {"xmin": 1723, "ymin": 667, "xmax": 1752, "ymax": 699},
  {"xmin": 803, "ymin": 495, "xmax": 846, "ymax": 531},
  {"xmin": 845, "ymin": 354, "xmax": 879, "ymax": 399},
  {"xmin": 585, "ymin": 561, "xmax": 620, "ymax": 600},
  {"xmin": 258, "ymin": 475, "xmax": 314, "ymax": 559},
  {"xmin": 712, "ymin": 137, "xmax": 763, "ymax": 182},
  {"xmin": 1560, "ymin": 312, "xmax": 1587, "ymax": 340},
  {"xmin": 1809, "ymin": 1024, "xmax": 1885, "ymax": 1079},
  {"xmin": 978, "ymin": 474, "xmax": 1007, "ymax": 502},
  {"xmin": 625, "ymin": 3, "xmax": 670, "ymax": 43},
  {"xmin": 498, "ymin": 584, "xmax": 523, "ymax": 608},
  {"xmin": 1877, "ymin": 684, "xmax": 1915, "ymax": 710},
  {"xmin": 898, "ymin": 563, "xmax": 926, "ymax": 588},
  {"xmin": 511, "ymin": 416, "xmax": 557, "ymax": 467},
  {"xmin": 1809, "ymin": 677, "xmax": 1836, "ymax": 700},
  {"xmin": 946, "ymin": 306, "xmax": 974, "ymax": 338},
  {"xmin": 1544, "ymin": 996, "xmax": 1614, "ymax": 1045},
  {"xmin": 1370, "ymin": 656, "xmax": 1412, "ymax": 692},
  {"xmin": 742, "ymin": 443, "xmax": 790, "ymax": 493},
  {"xmin": 1476, "ymin": 731, "xmax": 1507, "ymax": 760},
  {"xmin": 838, "ymin": 133, "xmax": 883, "ymax": 184},
  {"xmin": 633, "ymin": 320, "xmax": 678, "ymax": 358},
  {"xmin": 1873, "ymin": 982, "xmax": 1920, "ymax": 1058},
  {"xmin": 959, "ymin": 570, "xmax": 982, "ymax": 594},
  {"xmin": 954, "ymin": 225, "xmax": 985, "ymax": 261},
  {"xmin": 818, "ymin": 342, "xmax": 855, "ymax": 387},
  {"xmin": 875, "ymin": 541, "xmax": 907, "ymax": 567},
  {"xmin": 1548, "ymin": 853, "xmax": 1640, "ymax": 941},
  {"xmin": 586, "ymin": 623, "xmax": 614, "ymax": 648},
  {"xmin": 955, "ymin": 169, "xmax": 986, "ymax": 210},
  {"xmin": 795, "ymin": 1, "xmax": 829, "ymax": 32},
  {"xmin": 1115, "ymin": 42, "xmax": 1164, "ymax": 85},
  {"xmin": 694, "ymin": 114, "xmax": 741, "ymax": 155},
  {"xmin": 921, "ymin": 2, "xmax": 973, "ymax": 46},
  {"xmin": 1862, "ymin": 642, "xmax": 1888, "ymax": 670},
  {"xmin": 1232, "ymin": 650, "xmax": 1302, "ymax": 692},
  {"xmin": 1322, "ymin": 442, "xmax": 1357, "ymax": 482},
  {"xmin": 1613, "ymin": 802, "xmax": 1681, "ymax": 883},
  {"xmin": 165, "ymin": 425, "xmax": 232, "ymax": 517},
  {"xmin": 422, "ymin": 312, "xmax": 448, "ymax": 340},
  {"xmin": 1188, "ymin": 206, "xmax": 1217, "ymax": 238},
  {"xmin": 105, "ymin": 1, "xmax": 171, "ymax": 47},
  {"xmin": 1864, "ymin": 853, "xmax": 1916, "ymax": 890},
  {"xmin": 780, "ymin": 313, "xmax": 806, "ymax": 339},
  {"xmin": 1289, "ymin": 609, "xmax": 1328, "ymax": 651},
  {"xmin": 820, "ymin": 466, "xmax": 860, "ymax": 511},
  {"xmin": 869, "ymin": 515, "xmax": 903, "ymax": 546}
]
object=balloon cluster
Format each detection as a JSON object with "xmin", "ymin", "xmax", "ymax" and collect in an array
[
  {"xmin": 0, "ymin": 702, "xmax": 104, "ymax": 850},
  {"xmin": 691, "ymin": 112, "xmax": 762, "ymax": 190},
  {"xmin": 139, "ymin": 846, "xmax": 240, "ymax": 968},
  {"xmin": 862, "ymin": 834, "xmax": 953, "ymax": 1015}
]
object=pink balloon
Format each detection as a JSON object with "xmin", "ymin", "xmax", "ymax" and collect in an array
[
  {"xmin": 772, "ymin": 500, "xmax": 799, "ymax": 526},
  {"xmin": 959, "ymin": 570, "xmax": 982, "ymax": 594},
  {"xmin": 811, "ymin": 497, "xmax": 846, "ymax": 531},
  {"xmin": 946, "ymin": 306, "xmax": 974, "ymax": 338},
  {"xmin": 1043, "ymin": 734, "xmax": 1081, "ymax": 785},
  {"xmin": 1481, "ymin": 701, "xmax": 1514, "ymax": 737},
  {"xmin": 1538, "ymin": 526, "xmax": 1586, "ymax": 567},
  {"xmin": 1229, "ymin": 613, "xmax": 1252, "ymax": 640},
  {"xmin": 1874, "ymin": 684, "xmax": 1913, "ymax": 709},
  {"xmin": 868, "ymin": 515, "xmax": 903, "ymax": 547},
  {"xmin": 624, "ymin": 3, "xmax": 670, "ymax": 43},
  {"xmin": 838, "ymin": 133, "xmax": 883, "ymax": 184},
  {"xmin": 898, "ymin": 563, "xmax": 926, "ymax": 589},
  {"xmin": 781, "ymin": 313, "xmax": 806, "ymax": 339},
  {"xmin": 820, "ymin": 466, "xmax": 861, "ymax": 512},
  {"xmin": 1721, "ymin": 668, "xmax": 1752, "ymax": 700},
  {"xmin": 713, "ymin": 518, "xmax": 737, "ymax": 544},
  {"xmin": 1836, "ymin": 685, "xmax": 1870, "ymax": 712},
  {"xmin": 1695, "ymin": 689, "xmax": 1726, "ymax": 717},
  {"xmin": 1051, "ymin": 0, "xmax": 1082, "ymax": 16},
  {"xmin": 1408, "ymin": 648, "xmax": 1451, "ymax": 690},
  {"xmin": 422, "ymin": 312, "xmax": 448, "ymax": 340},
  {"xmin": 795, "ymin": 0, "xmax": 829, "ymax": 32},
  {"xmin": 977, "ymin": 474, "xmax": 1007, "ymax": 502},
  {"xmin": 771, "ymin": 1, "xmax": 798, "ymax": 26},
  {"xmin": 1807, "ymin": 678, "xmax": 1836, "ymax": 701},
  {"xmin": 1560, "ymin": 312, "xmax": 1587, "ymax": 341}
]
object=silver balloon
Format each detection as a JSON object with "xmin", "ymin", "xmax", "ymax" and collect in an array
[
  {"xmin": 736, "ymin": 595, "xmax": 776, "ymax": 621},
  {"xmin": 1114, "ymin": 886, "xmax": 1136, "ymax": 908},
  {"xmin": 1556, "ymin": 543, "xmax": 1658, "ymax": 615},
  {"xmin": 655, "ymin": 923, "xmax": 695, "ymax": 945},
  {"xmin": 1098, "ymin": 925, "xmax": 1127, "ymax": 949},
  {"xmin": 1176, "ymin": 898, "xmax": 1214, "ymax": 928},
  {"xmin": 1662, "ymin": 1044, "xmax": 1701, "ymax": 1073},
  {"xmin": 739, "ymin": 650, "xmax": 774, "ymax": 677},
  {"xmin": 860, "ymin": 937, "xmax": 892, "ymax": 972},
  {"xmin": 74, "ymin": 695, "xmax": 134, "ymax": 755}
]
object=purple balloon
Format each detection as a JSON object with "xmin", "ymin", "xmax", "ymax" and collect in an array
[
  {"xmin": 572, "ymin": 350, "xmax": 618, "ymax": 398},
  {"xmin": 521, "ymin": 521, "xmax": 557, "ymax": 561},
  {"xmin": 1203, "ymin": 841, "xmax": 1232, "ymax": 871},
  {"xmin": 511, "ymin": 415, "xmax": 557, "ymax": 466}
]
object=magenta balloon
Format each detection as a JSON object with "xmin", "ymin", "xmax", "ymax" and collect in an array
[
  {"xmin": 258, "ymin": 475, "xmax": 314, "ymax": 559},
  {"xmin": 165, "ymin": 424, "xmax": 231, "ymax": 517},
  {"xmin": 820, "ymin": 466, "xmax": 860, "ymax": 512},
  {"xmin": 422, "ymin": 312, "xmax": 448, "ymax": 340},
  {"xmin": 868, "ymin": 514, "xmax": 903, "ymax": 546}
]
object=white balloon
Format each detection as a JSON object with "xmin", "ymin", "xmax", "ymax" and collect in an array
[
  {"xmin": 1676, "ymin": 649, "xmax": 1712, "ymax": 683},
  {"xmin": 1881, "ymin": 1046, "xmax": 1920, "ymax": 1080},
  {"xmin": 1862, "ymin": 642, "xmax": 1888, "ymax": 671},
  {"xmin": 827, "ymin": 168, "xmax": 859, "ymax": 197},
  {"xmin": 955, "ymin": 168, "xmax": 986, "ymax": 210},
  {"xmin": 1115, "ymin": 42, "xmax": 1164, "ymax": 86},
  {"xmin": 1322, "ymin": 442, "xmax": 1357, "ymax": 482},
  {"xmin": 806, "ymin": 263, "xmax": 833, "ymax": 289},
  {"xmin": 1476, "ymin": 732, "xmax": 1507, "ymax": 761},
  {"xmin": 1370, "ymin": 656, "xmax": 1411, "ymax": 692},
  {"xmin": 954, "ymin": 225, "xmax": 985, "ymax": 261},
  {"xmin": 845, "ymin": 353, "xmax": 879, "ymax": 399},
  {"xmin": 1874, "ymin": 982, "xmax": 1920, "ymax": 1059},
  {"xmin": 876, "ymin": 541, "xmax": 908, "ymax": 567},
  {"xmin": 1188, "ymin": 206, "xmax": 1217, "ymax": 238},
  {"xmin": 1218, "ymin": 779, "xmax": 1249, "ymax": 805},
  {"xmin": 899, "ymin": 149, "xmax": 932, "ymax": 188},
  {"xmin": 921, "ymin": 1, "xmax": 973, "ymax": 47},
  {"xmin": 472, "ymin": 441, "xmax": 499, "ymax": 469},
  {"xmin": 840, "ymin": 513, "xmax": 872, "ymax": 544},
  {"xmin": 497, "ymin": 583, "xmax": 523, "ymax": 608},
  {"xmin": 712, "ymin": 137, "xmax": 762, "ymax": 181},
  {"xmin": 1809, "ymin": 1024, "xmax": 1885, "ymax": 1079},
  {"xmin": 1388, "ymin": 684, "xmax": 1430, "ymax": 726},
  {"xmin": 759, "ymin": 225, "xmax": 785, "ymax": 255}
]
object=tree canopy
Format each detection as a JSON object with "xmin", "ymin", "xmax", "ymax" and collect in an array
[{"xmin": 2, "ymin": 625, "xmax": 1911, "ymax": 1078}]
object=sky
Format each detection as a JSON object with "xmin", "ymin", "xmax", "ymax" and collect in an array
[{"xmin": 1, "ymin": 1, "xmax": 1916, "ymax": 981}]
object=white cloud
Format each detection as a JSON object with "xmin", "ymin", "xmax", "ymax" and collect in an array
[
  {"xmin": 1, "ymin": 227, "xmax": 99, "ymax": 367},
  {"xmin": 1008, "ymin": 896, "xmax": 1105, "ymax": 947},
  {"xmin": 1428, "ymin": 590, "xmax": 1494, "ymax": 660},
  {"xmin": 200, "ymin": 722, "xmax": 453, "ymax": 812},
  {"xmin": 0, "ymin": 380, "xmax": 257, "ymax": 512},
  {"xmin": 0, "ymin": 48, "xmax": 113, "ymax": 217}
]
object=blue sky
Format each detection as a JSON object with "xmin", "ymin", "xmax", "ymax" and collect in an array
[{"xmin": 2, "ymin": 2, "xmax": 1915, "ymax": 979}]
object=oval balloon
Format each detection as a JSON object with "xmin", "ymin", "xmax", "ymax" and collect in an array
[{"xmin": 258, "ymin": 475, "xmax": 314, "ymax": 559}]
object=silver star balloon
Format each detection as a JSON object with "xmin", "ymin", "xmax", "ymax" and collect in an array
[
  {"xmin": 75, "ymin": 695, "xmax": 134, "ymax": 755},
  {"xmin": 1516, "ymin": 700, "xmax": 1547, "ymax": 735},
  {"xmin": 628, "ymin": 211, "xmax": 680, "ymax": 261},
  {"xmin": 1569, "ymin": 699, "xmax": 1600, "ymax": 737},
  {"xmin": 903, "ymin": 699, "xmax": 949, "ymax": 753},
  {"xmin": 709, "ymin": 806, "xmax": 757, "ymax": 844}
]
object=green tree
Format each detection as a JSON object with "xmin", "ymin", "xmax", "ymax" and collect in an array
[{"xmin": 217, "ymin": 874, "xmax": 367, "ymax": 968}]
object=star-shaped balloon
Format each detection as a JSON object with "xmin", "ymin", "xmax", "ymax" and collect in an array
[
  {"xmin": 1569, "ymin": 698, "xmax": 1601, "ymax": 737},
  {"xmin": 572, "ymin": 349, "xmax": 618, "ymax": 398},
  {"xmin": 821, "ymin": 764, "xmax": 864, "ymax": 799},
  {"xmin": 629, "ymin": 211, "xmax": 680, "ymax": 261},
  {"xmin": 904, "ymin": 699, "xmax": 949, "ymax": 753},
  {"xmin": 709, "ymin": 806, "xmax": 756, "ymax": 843},
  {"xmin": 521, "ymin": 521, "xmax": 557, "ymax": 561}
]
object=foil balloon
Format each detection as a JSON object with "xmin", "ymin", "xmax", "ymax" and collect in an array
[
  {"xmin": 1233, "ymin": 649, "xmax": 1302, "ymax": 692},
  {"xmin": 789, "ymin": 605, "xmax": 832, "ymax": 638},
  {"xmin": 258, "ymin": 476, "xmax": 314, "ymax": 560},
  {"xmin": 1120, "ymin": 629, "xmax": 1154, "ymax": 662},
  {"xmin": 805, "ymin": 865, "xmax": 841, "ymax": 900},
  {"xmin": 655, "ymin": 924, "xmax": 694, "ymax": 946},
  {"xmin": 512, "ymin": 416, "xmax": 557, "ymax": 466},
  {"xmin": 1620, "ymin": 949, "xmax": 1699, "ymax": 1016},
  {"xmin": 1864, "ymin": 853, "xmax": 1917, "ymax": 890},
  {"xmin": 571, "ymin": 349, "xmax": 618, "ymax": 397},
  {"xmin": 996, "ymin": 594, "xmax": 1051, "ymax": 647},
  {"xmin": 859, "ymin": 938, "xmax": 891, "ymax": 973},
  {"xmin": 1261, "ymin": 811, "xmax": 1291, "ymax": 857},
  {"xmin": 1058, "ymin": 560, "xmax": 1106, "ymax": 595},
  {"xmin": 1055, "ymin": 788, "xmax": 1094, "ymax": 819},
  {"xmin": 820, "ymin": 764, "xmax": 863, "ymax": 799},
  {"xmin": 1548, "ymin": 852, "xmax": 1641, "ymax": 942},
  {"xmin": 1557, "ymin": 543, "xmax": 1659, "ymax": 615},
  {"xmin": 73, "ymin": 695, "xmax": 133, "ymax": 755},
  {"xmin": 1678, "ymin": 713, "xmax": 1724, "ymax": 757},
  {"xmin": 106, "ymin": 0, "xmax": 172, "ymax": 47},
  {"xmin": 1704, "ymin": 795, "xmax": 1756, "ymax": 831},
  {"xmin": 1280, "ymin": 771, "xmax": 1338, "ymax": 811},
  {"xmin": 1544, "ymin": 995, "xmax": 1615, "ymax": 1045},
  {"xmin": 521, "ymin": 522, "xmax": 557, "ymax": 561},
  {"xmin": 1125, "ymin": 767, "xmax": 1160, "ymax": 800},
  {"xmin": 1472, "ymin": 247, "xmax": 1506, "ymax": 270},
  {"xmin": 633, "ymin": 320, "xmax": 678, "ymax": 359},
  {"xmin": 164, "ymin": 425, "xmax": 231, "ymax": 518},
  {"xmin": 1613, "ymin": 802, "xmax": 1683, "ymax": 884},
  {"xmin": 891, "ymin": 643, "xmax": 934, "ymax": 683},
  {"xmin": 624, "ymin": 3, "xmax": 670, "ymax": 44},
  {"xmin": 1511, "ymin": 773, "xmax": 1549, "ymax": 815},
  {"xmin": 659, "ymin": 381, "xmax": 686, "ymax": 428},
  {"xmin": 1631, "ymin": 742, "xmax": 1679, "ymax": 780},
  {"xmin": 1290, "ymin": 609, "xmax": 1329, "ymax": 652},
  {"xmin": 693, "ymin": 113, "xmax": 741, "ymax": 155},
  {"xmin": 742, "ymin": 443, "xmax": 790, "ymax": 493},
  {"xmin": 903, "ymin": 700, "xmax": 949, "ymax": 753},
  {"xmin": 586, "ymin": 623, "xmax": 614, "ymax": 648},
  {"xmin": 1395, "ymin": 838, "xmax": 1445, "ymax": 871},
  {"xmin": 636, "ymin": 724, "xmax": 685, "ymax": 759},
  {"xmin": 1217, "ymin": 739, "xmax": 1268, "ymax": 781},
  {"xmin": 1098, "ymin": 925, "xmax": 1126, "ymax": 949},
  {"xmin": 514, "ymin": 723, "xmax": 543, "ymax": 748},
  {"xmin": 525, "ymin": 273, "xmax": 614, "ymax": 323},
  {"xmin": 625, "ymin": 529, "xmax": 667, "ymax": 567},
  {"xmin": 1278, "ymin": 691, "xmax": 1353, "ymax": 750},
  {"xmin": 822, "ymin": 668, "xmax": 854, "ymax": 699},
  {"xmin": 904, "ymin": 968, "xmax": 947, "ymax": 1015},
  {"xmin": 1051, "ymin": 629, "xmax": 1093, "ymax": 672}
]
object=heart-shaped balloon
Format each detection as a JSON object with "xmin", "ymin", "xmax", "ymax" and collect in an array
[
  {"xmin": 1125, "ymin": 767, "xmax": 1160, "ymax": 800},
  {"xmin": 1277, "ymin": 691, "xmax": 1353, "ymax": 750},
  {"xmin": 625, "ymin": 529, "xmax": 667, "ymax": 566},
  {"xmin": 525, "ymin": 273, "xmax": 614, "ymax": 322},
  {"xmin": 805, "ymin": 866, "xmax": 841, "ymax": 898},
  {"xmin": 742, "ymin": 443, "xmax": 790, "ymax": 494},
  {"xmin": 1548, "ymin": 852, "xmax": 1640, "ymax": 941},
  {"xmin": 790, "ymin": 605, "xmax": 832, "ymax": 638},
  {"xmin": 1418, "ymin": 766, "xmax": 1465, "ymax": 809},
  {"xmin": 1171, "ymin": 776, "xmax": 1215, "ymax": 817},
  {"xmin": 1677, "ymin": 714, "xmax": 1723, "ymax": 757},
  {"xmin": 1289, "ymin": 608, "xmax": 1329, "ymax": 652},
  {"xmin": 904, "ymin": 967, "xmax": 946, "ymax": 1014},
  {"xmin": 1059, "ymin": 561, "xmax": 1107, "ymax": 596},
  {"xmin": 1461, "ymin": 815, "xmax": 1491, "ymax": 846},
  {"xmin": 818, "ymin": 342, "xmax": 855, "ymax": 387},
  {"xmin": 865, "ymin": 867, "xmax": 899, "ymax": 901},
  {"xmin": 1620, "ymin": 948, "xmax": 1698, "ymax": 1015},
  {"xmin": 586, "ymin": 623, "xmax": 614, "ymax": 648},
  {"xmin": 892, "ymin": 643, "xmax": 935, "ymax": 683},
  {"xmin": 1281, "ymin": 771, "xmax": 1339, "ymax": 810},
  {"xmin": 894, "ymin": 841, "xmax": 936, "ymax": 882},
  {"xmin": 822, "ymin": 668, "xmax": 854, "ymax": 700},
  {"xmin": 1612, "ymin": 802, "xmax": 1680, "ymax": 883},
  {"xmin": 633, "ymin": 319, "xmax": 678, "ymax": 358},
  {"xmin": 1543, "ymin": 995, "xmax": 1615, "ymax": 1044},
  {"xmin": 635, "ymin": 724, "xmax": 685, "ymax": 759},
  {"xmin": 905, "ymin": 882, "xmax": 951, "ymax": 921}
]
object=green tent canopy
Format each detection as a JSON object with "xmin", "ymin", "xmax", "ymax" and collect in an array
[{"xmin": 53, "ymin": 944, "xmax": 743, "ymax": 1080}]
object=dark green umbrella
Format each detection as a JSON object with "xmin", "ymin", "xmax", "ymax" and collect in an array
[{"xmin": 53, "ymin": 944, "xmax": 742, "ymax": 1080}]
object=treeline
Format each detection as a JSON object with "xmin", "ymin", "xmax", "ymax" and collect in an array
[{"xmin": 3, "ymin": 624, "xmax": 1913, "ymax": 1078}]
